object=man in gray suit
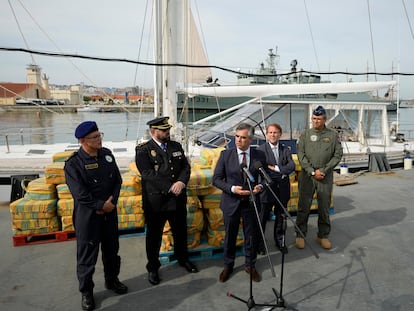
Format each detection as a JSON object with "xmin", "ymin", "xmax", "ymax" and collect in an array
[{"xmin": 257, "ymin": 123, "xmax": 295, "ymax": 254}]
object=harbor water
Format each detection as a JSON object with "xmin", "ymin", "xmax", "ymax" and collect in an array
[
  {"xmin": 1, "ymin": 107, "xmax": 414, "ymax": 146},
  {"xmin": 0, "ymin": 110, "xmax": 154, "ymax": 145}
]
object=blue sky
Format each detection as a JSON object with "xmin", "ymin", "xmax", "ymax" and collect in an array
[{"xmin": 1, "ymin": 0, "xmax": 413, "ymax": 98}]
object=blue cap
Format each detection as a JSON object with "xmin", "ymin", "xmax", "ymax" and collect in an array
[
  {"xmin": 75, "ymin": 121, "xmax": 98, "ymax": 139},
  {"xmin": 313, "ymin": 105, "xmax": 326, "ymax": 116}
]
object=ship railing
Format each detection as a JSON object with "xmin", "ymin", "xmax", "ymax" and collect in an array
[{"xmin": 0, "ymin": 128, "xmax": 75, "ymax": 153}]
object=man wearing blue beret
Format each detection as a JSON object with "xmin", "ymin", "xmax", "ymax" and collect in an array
[
  {"xmin": 64, "ymin": 121, "xmax": 128, "ymax": 310},
  {"xmin": 295, "ymin": 106, "xmax": 343, "ymax": 250}
]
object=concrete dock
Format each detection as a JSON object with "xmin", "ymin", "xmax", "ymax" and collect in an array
[{"xmin": 1, "ymin": 169, "xmax": 413, "ymax": 310}]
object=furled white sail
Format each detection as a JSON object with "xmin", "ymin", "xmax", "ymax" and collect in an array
[
  {"xmin": 185, "ymin": 8, "xmax": 211, "ymax": 85},
  {"xmin": 185, "ymin": 81, "xmax": 396, "ymax": 97}
]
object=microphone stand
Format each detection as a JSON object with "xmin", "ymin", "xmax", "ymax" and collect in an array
[
  {"xmin": 227, "ymin": 177, "xmax": 279, "ymax": 310},
  {"xmin": 262, "ymin": 176, "xmax": 320, "ymax": 308}
]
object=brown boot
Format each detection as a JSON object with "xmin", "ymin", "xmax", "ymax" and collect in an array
[
  {"xmin": 219, "ymin": 267, "xmax": 233, "ymax": 283},
  {"xmin": 295, "ymin": 237, "xmax": 305, "ymax": 249},
  {"xmin": 317, "ymin": 238, "xmax": 332, "ymax": 249},
  {"xmin": 244, "ymin": 267, "xmax": 261, "ymax": 282}
]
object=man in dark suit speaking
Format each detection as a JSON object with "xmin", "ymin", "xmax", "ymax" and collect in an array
[{"xmin": 213, "ymin": 123, "xmax": 266, "ymax": 283}]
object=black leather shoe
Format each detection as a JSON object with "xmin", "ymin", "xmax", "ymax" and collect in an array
[
  {"xmin": 81, "ymin": 292, "xmax": 95, "ymax": 311},
  {"xmin": 148, "ymin": 271, "xmax": 160, "ymax": 285},
  {"xmin": 276, "ymin": 242, "xmax": 288, "ymax": 254},
  {"xmin": 279, "ymin": 245, "xmax": 288, "ymax": 254},
  {"xmin": 105, "ymin": 278, "xmax": 128, "ymax": 295},
  {"xmin": 179, "ymin": 260, "xmax": 198, "ymax": 273}
]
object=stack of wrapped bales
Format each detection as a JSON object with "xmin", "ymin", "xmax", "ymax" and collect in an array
[
  {"xmin": 49, "ymin": 152, "xmax": 76, "ymax": 231},
  {"xmin": 56, "ymin": 184, "xmax": 74, "ymax": 231},
  {"xmin": 9, "ymin": 177, "xmax": 59, "ymax": 235},
  {"xmin": 200, "ymin": 187, "xmax": 244, "ymax": 247},
  {"xmin": 120, "ymin": 163, "xmax": 145, "ymax": 230},
  {"xmin": 188, "ymin": 148, "xmax": 244, "ymax": 248}
]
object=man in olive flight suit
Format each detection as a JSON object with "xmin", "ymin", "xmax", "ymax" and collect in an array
[{"xmin": 295, "ymin": 106, "xmax": 343, "ymax": 250}]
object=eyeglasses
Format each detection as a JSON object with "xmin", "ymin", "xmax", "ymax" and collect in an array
[{"xmin": 85, "ymin": 132, "xmax": 104, "ymax": 140}]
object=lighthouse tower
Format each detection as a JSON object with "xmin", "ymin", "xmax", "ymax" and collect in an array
[{"xmin": 26, "ymin": 64, "xmax": 42, "ymax": 86}]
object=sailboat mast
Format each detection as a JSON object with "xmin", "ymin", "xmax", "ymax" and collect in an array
[
  {"xmin": 162, "ymin": 0, "xmax": 182, "ymax": 128},
  {"xmin": 153, "ymin": 0, "xmax": 163, "ymax": 117},
  {"xmin": 154, "ymin": 0, "xmax": 187, "ymax": 128}
]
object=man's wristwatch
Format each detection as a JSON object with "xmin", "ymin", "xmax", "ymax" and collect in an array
[{"xmin": 311, "ymin": 171, "xmax": 315, "ymax": 176}]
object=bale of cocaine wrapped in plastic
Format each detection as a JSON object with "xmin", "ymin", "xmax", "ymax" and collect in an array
[
  {"xmin": 24, "ymin": 177, "xmax": 57, "ymax": 200},
  {"xmin": 44, "ymin": 162, "xmax": 65, "ymax": 185},
  {"xmin": 120, "ymin": 171, "xmax": 142, "ymax": 197},
  {"xmin": 117, "ymin": 195, "xmax": 145, "ymax": 229},
  {"xmin": 10, "ymin": 197, "xmax": 59, "ymax": 235}
]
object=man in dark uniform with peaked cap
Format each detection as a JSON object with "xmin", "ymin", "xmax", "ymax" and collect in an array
[
  {"xmin": 64, "ymin": 121, "xmax": 128, "ymax": 311},
  {"xmin": 295, "ymin": 106, "xmax": 343, "ymax": 250},
  {"xmin": 135, "ymin": 116, "xmax": 198, "ymax": 286}
]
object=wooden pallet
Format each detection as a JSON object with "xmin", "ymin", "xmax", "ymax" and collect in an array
[
  {"xmin": 12, "ymin": 226, "xmax": 146, "ymax": 247},
  {"xmin": 159, "ymin": 243, "xmax": 244, "ymax": 265},
  {"xmin": 118, "ymin": 226, "xmax": 146, "ymax": 238},
  {"xmin": 13, "ymin": 230, "xmax": 76, "ymax": 247}
]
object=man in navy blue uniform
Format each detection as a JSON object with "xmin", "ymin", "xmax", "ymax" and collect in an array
[
  {"xmin": 257, "ymin": 123, "xmax": 295, "ymax": 254},
  {"xmin": 64, "ymin": 121, "xmax": 127, "ymax": 311},
  {"xmin": 213, "ymin": 123, "xmax": 266, "ymax": 283},
  {"xmin": 135, "ymin": 116, "xmax": 198, "ymax": 286}
]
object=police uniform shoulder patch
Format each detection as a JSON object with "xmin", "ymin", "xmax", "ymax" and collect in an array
[
  {"xmin": 136, "ymin": 141, "xmax": 149, "ymax": 148},
  {"xmin": 105, "ymin": 155, "xmax": 113, "ymax": 162},
  {"xmin": 66, "ymin": 151, "xmax": 78, "ymax": 162}
]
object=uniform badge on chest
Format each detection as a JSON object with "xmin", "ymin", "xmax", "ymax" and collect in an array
[
  {"xmin": 105, "ymin": 155, "xmax": 113, "ymax": 163},
  {"xmin": 310, "ymin": 135, "xmax": 318, "ymax": 142},
  {"xmin": 85, "ymin": 163, "xmax": 99, "ymax": 170}
]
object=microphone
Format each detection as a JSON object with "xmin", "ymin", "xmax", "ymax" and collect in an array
[
  {"xmin": 240, "ymin": 163, "xmax": 255, "ymax": 182},
  {"xmin": 254, "ymin": 161, "xmax": 272, "ymax": 184}
]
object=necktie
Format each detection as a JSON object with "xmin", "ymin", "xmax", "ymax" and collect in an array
[
  {"xmin": 241, "ymin": 152, "xmax": 247, "ymax": 180},
  {"xmin": 161, "ymin": 143, "xmax": 167, "ymax": 152},
  {"xmin": 241, "ymin": 152, "xmax": 247, "ymax": 166},
  {"xmin": 273, "ymin": 147, "xmax": 279, "ymax": 165}
]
